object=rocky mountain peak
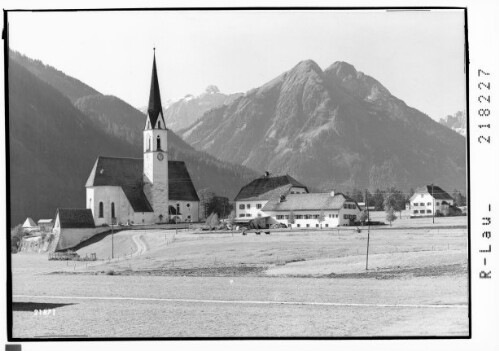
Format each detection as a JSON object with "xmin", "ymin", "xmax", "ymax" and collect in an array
[
  {"xmin": 327, "ymin": 61, "xmax": 358, "ymax": 80},
  {"xmin": 325, "ymin": 61, "xmax": 391, "ymax": 102},
  {"xmin": 290, "ymin": 59, "xmax": 323, "ymax": 75}
]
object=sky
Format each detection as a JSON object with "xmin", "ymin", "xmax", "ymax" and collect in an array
[{"xmin": 8, "ymin": 9, "xmax": 466, "ymax": 120}]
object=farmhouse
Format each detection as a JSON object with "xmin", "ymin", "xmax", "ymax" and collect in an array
[
  {"xmin": 263, "ymin": 192, "xmax": 362, "ymax": 228},
  {"xmin": 234, "ymin": 174, "xmax": 361, "ymax": 227},
  {"xmin": 409, "ymin": 185, "xmax": 461, "ymax": 217},
  {"xmin": 85, "ymin": 52, "xmax": 199, "ymax": 226},
  {"xmin": 234, "ymin": 173, "xmax": 308, "ymax": 221}
]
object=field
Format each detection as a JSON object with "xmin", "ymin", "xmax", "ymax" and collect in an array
[{"xmin": 11, "ymin": 214, "xmax": 469, "ymax": 338}]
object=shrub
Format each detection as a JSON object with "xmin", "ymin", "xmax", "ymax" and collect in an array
[
  {"xmin": 10, "ymin": 224, "xmax": 25, "ymax": 253},
  {"xmin": 385, "ymin": 207, "xmax": 397, "ymax": 226}
]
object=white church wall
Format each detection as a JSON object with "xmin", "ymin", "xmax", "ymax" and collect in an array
[
  {"xmin": 172, "ymin": 200, "xmax": 199, "ymax": 222},
  {"xmin": 88, "ymin": 186, "xmax": 159, "ymax": 226}
]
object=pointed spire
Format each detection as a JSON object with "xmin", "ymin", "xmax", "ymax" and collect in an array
[{"xmin": 147, "ymin": 49, "xmax": 163, "ymax": 128}]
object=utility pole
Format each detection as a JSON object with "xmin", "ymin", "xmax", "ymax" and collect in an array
[
  {"xmin": 365, "ymin": 189, "xmax": 371, "ymax": 270},
  {"xmin": 175, "ymin": 202, "xmax": 179, "ymax": 239},
  {"xmin": 111, "ymin": 217, "xmax": 115, "ymax": 259},
  {"xmin": 431, "ymin": 184, "xmax": 435, "ymax": 224}
]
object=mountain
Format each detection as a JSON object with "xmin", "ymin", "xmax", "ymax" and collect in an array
[
  {"xmin": 139, "ymin": 85, "xmax": 242, "ymax": 132},
  {"xmin": 439, "ymin": 111, "xmax": 466, "ymax": 136},
  {"xmin": 181, "ymin": 60, "xmax": 466, "ymax": 192},
  {"xmin": 8, "ymin": 59, "xmax": 139, "ymax": 226},
  {"xmin": 8, "ymin": 52, "xmax": 258, "ymax": 226},
  {"xmin": 9, "ymin": 51, "xmax": 99, "ymax": 103}
]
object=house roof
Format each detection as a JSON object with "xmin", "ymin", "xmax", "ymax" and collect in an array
[
  {"xmin": 168, "ymin": 161, "xmax": 200, "ymax": 202},
  {"xmin": 38, "ymin": 219, "xmax": 54, "ymax": 224},
  {"xmin": 234, "ymin": 175, "xmax": 308, "ymax": 201},
  {"xmin": 147, "ymin": 52, "xmax": 164, "ymax": 128},
  {"xmin": 22, "ymin": 217, "xmax": 37, "ymax": 227},
  {"xmin": 415, "ymin": 185, "xmax": 454, "ymax": 201},
  {"xmin": 262, "ymin": 192, "xmax": 360, "ymax": 212},
  {"xmin": 56, "ymin": 208, "xmax": 95, "ymax": 229},
  {"xmin": 86, "ymin": 157, "xmax": 199, "ymax": 210}
]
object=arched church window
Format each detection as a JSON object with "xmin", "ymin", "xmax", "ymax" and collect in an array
[
  {"xmin": 157, "ymin": 135, "xmax": 161, "ymax": 150},
  {"xmin": 147, "ymin": 120, "xmax": 150, "ymax": 129},
  {"xmin": 111, "ymin": 202, "xmax": 115, "ymax": 219},
  {"xmin": 158, "ymin": 121, "xmax": 161, "ymax": 129},
  {"xmin": 148, "ymin": 137, "xmax": 151, "ymax": 151},
  {"xmin": 99, "ymin": 202, "xmax": 104, "ymax": 218}
]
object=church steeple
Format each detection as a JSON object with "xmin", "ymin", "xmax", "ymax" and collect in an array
[
  {"xmin": 147, "ymin": 49, "xmax": 164, "ymax": 129},
  {"xmin": 143, "ymin": 48, "xmax": 169, "ymax": 222}
]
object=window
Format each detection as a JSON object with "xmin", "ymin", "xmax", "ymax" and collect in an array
[
  {"xmin": 288, "ymin": 224, "xmax": 292, "ymax": 228},
  {"xmin": 276, "ymin": 215, "xmax": 283, "ymax": 220},
  {"xmin": 306, "ymin": 224, "xmax": 310, "ymax": 228},
  {"xmin": 186, "ymin": 203, "xmax": 191, "ymax": 208},
  {"xmin": 177, "ymin": 203, "xmax": 180, "ymax": 214},
  {"xmin": 427, "ymin": 210, "xmax": 432, "ymax": 214},
  {"xmin": 246, "ymin": 214, "xmax": 251, "ymax": 217},
  {"xmin": 315, "ymin": 224, "xmax": 319, "ymax": 228},
  {"xmin": 427, "ymin": 202, "xmax": 431, "ymax": 206},
  {"xmin": 420, "ymin": 203, "xmax": 424, "ymax": 206},
  {"xmin": 257, "ymin": 204, "xmax": 262, "ymax": 209},
  {"xmin": 296, "ymin": 215, "xmax": 303, "ymax": 219},
  {"xmin": 157, "ymin": 135, "xmax": 161, "ymax": 150},
  {"xmin": 148, "ymin": 138, "xmax": 151, "ymax": 151},
  {"xmin": 99, "ymin": 202, "xmax": 104, "ymax": 218},
  {"xmin": 413, "ymin": 210, "xmax": 418, "ymax": 214},
  {"xmin": 436, "ymin": 202, "xmax": 440, "ymax": 206},
  {"xmin": 239, "ymin": 214, "xmax": 245, "ymax": 217},
  {"xmin": 413, "ymin": 203, "xmax": 418, "ymax": 206},
  {"xmin": 343, "ymin": 204, "xmax": 348, "ymax": 209},
  {"xmin": 313, "ymin": 214, "xmax": 320, "ymax": 219},
  {"xmin": 297, "ymin": 224, "xmax": 301, "ymax": 228},
  {"xmin": 247, "ymin": 204, "xmax": 251, "ymax": 209},
  {"xmin": 239, "ymin": 204, "xmax": 245, "ymax": 210},
  {"xmin": 291, "ymin": 192, "xmax": 295, "ymax": 194},
  {"xmin": 111, "ymin": 202, "xmax": 115, "ymax": 219},
  {"xmin": 325, "ymin": 224, "xmax": 329, "ymax": 227},
  {"xmin": 158, "ymin": 121, "xmax": 161, "ymax": 129}
]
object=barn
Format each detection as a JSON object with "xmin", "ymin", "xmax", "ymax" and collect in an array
[{"xmin": 51, "ymin": 208, "xmax": 102, "ymax": 252}]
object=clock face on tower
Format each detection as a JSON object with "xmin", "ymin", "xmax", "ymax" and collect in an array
[{"xmin": 157, "ymin": 152, "xmax": 164, "ymax": 161}]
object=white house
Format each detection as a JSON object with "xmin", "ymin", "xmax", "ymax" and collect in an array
[
  {"xmin": 234, "ymin": 174, "xmax": 309, "ymax": 221},
  {"xmin": 22, "ymin": 217, "xmax": 37, "ymax": 230},
  {"xmin": 37, "ymin": 219, "xmax": 54, "ymax": 232},
  {"xmin": 409, "ymin": 185, "xmax": 455, "ymax": 217},
  {"xmin": 263, "ymin": 192, "xmax": 362, "ymax": 228},
  {"xmin": 85, "ymin": 52, "xmax": 199, "ymax": 226}
]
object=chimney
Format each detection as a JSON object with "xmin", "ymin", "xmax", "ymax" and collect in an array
[
  {"xmin": 264, "ymin": 171, "xmax": 270, "ymax": 178},
  {"xmin": 330, "ymin": 190, "xmax": 335, "ymax": 197}
]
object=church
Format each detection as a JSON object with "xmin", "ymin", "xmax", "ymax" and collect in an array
[{"xmin": 85, "ymin": 52, "xmax": 200, "ymax": 226}]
